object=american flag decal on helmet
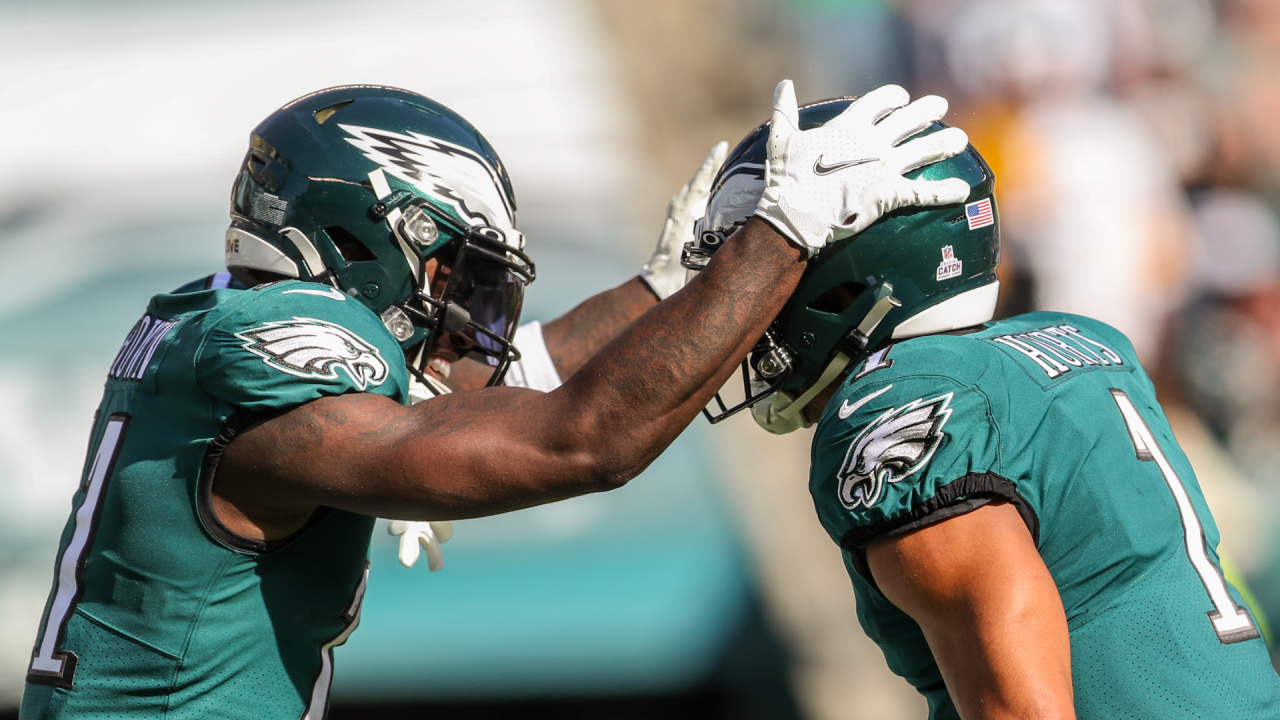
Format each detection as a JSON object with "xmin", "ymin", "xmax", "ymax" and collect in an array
[{"xmin": 965, "ymin": 198, "xmax": 994, "ymax": 230}]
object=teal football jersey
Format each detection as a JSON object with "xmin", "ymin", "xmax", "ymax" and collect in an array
[
  {"xmin": 22, "ymin": 274, "xmax": 409, "ymax": 720},
  {"xmin": 810, "ymin": 312, "xmax": 1280, "ymax": 719}
]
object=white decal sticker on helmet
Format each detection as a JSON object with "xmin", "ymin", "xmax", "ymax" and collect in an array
[
  {"xmin": 339, "ymin": 124, "xmax": 516, "ymax": 237},
  {"xmin": 250, "ymin": 190, "xmax": 287, "ymax": 226},
  {"xmin": 936, "ymin": 245, "xmax": 963, "ymax": 281},
  {"xmin": 837, "ymin": 393, "xmax": 953, "ymax": 510},
  {"xmin": 236, "ymin": 317, "xmax": 389, "ymax": 390},
  {"xmin": 965, "ymin": 197, "xmax": 994, "ymax": 230}
]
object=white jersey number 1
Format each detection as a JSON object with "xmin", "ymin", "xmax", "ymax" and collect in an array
[
  {"xmin": 27, "ymin": 414, "xmax": 129, "ymax": 688},
  {"xmin": 1110, "ymin": 389, "xmax": 1258, "ymax": 644}
]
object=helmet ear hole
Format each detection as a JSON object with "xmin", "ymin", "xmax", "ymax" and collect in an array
[
  {"xmin": 326, "ymin": 226, "xmax": 378, "ymax": 261},
  {"xmin": 808, "ymin": 281, "xmax": 867, "ymax": 315}
]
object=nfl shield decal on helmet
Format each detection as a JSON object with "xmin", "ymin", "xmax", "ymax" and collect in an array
[
  {"xmin": 936, "ymin": 245, "xmax": 963, "ymax": 281},
  {"xmin": 237, "ymin": 318, "xmax": 390, "ymax": 390},
  {"xmin": 837, "ymin": 393, "xmax": 953, "ymax": 510}
]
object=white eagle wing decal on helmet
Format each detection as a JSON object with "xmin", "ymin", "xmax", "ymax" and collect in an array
[
  {"xmin": 236, "ymin": 318, "xmax": 390, "ymax": 391},
  {"xmin": 339, "ymin": 123, "xmax": 516, "ymax": 235},
  {"xmin": 837, "ymin": 393, "xmax": 953, "ymax": 510}
]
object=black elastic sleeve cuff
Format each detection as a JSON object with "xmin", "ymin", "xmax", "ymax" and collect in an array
[
  {"xmin": 198, "ymin": 409, "xmax": 328, "ymax": 554},
  {"xmin": 841, "ymin": 472, "xmax": 1039, "ymax": 590}
]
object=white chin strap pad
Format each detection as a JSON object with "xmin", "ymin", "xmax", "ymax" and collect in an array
[
  {"xmin": 751, "ymin": 391, "xmax": 812, "ymax": 435},
  {"xmin": 893, "ymin": 281, "xmax": 1000, "ymax": 339}
]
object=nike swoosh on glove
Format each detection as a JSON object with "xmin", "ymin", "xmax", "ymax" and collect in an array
[
  {"xmin": 755, "ymin": 80, "xmax": 971, "ymax": 257},
  {"xmin": 641, "ymin": 140, "xmax": 729, "ymax": 299},
  {"xmin": 387, "ymin": 520, "xmax": 453, "ymax": 571}
]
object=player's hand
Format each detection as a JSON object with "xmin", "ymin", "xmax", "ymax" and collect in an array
[
  {"xmin": 387, "ymin": 520, "xmax": 453, "ymax": 571},
  {"xmin": 640, "ymin": 141, "xmax": 729, "ymax": 299},
  {"xmin": 755, "ymin": 80, "xmax": 971, "ymax": 256}
]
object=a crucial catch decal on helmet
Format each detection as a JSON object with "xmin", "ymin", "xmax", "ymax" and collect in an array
[
  {"xmin": 236, "ymin": 318, "xmax": 389, "ymax": 390},
  {"xmin": 936, "ymin": 245, "xmax": 963, "ymax": 281},
  {"xmin": 836, "ymin": 393, "xmax": 953, "ymax": 510},
  {"xmin": 339, "ymin": 124, "xmax": 515, "ymax": 231}
]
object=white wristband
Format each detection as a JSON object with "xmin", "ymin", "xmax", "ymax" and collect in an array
[{"xmin": 504, "ymin": 321, "xmax": 562, "ymax": 392}]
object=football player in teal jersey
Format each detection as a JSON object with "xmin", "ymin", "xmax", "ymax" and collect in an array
[
  {"xmin": 685, "ymin": 99, "xmax": 1280, "ymax": 718},
  {"xmin": 21, "ymin": 82, "xmax": 974, "ymax": 719}
]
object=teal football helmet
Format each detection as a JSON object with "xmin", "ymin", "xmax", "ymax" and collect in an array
[
  {"xmin": 225, "ymin": 85, "xmax": 535, "ymax": 389},
  {"xmin": 685, "ymin": 97, "xmax": 1000, "ymax": 432}
]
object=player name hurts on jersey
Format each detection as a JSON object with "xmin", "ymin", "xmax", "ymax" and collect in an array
[{"xmin": 990, "ymin": 324, "xmax": 1124, "ymax": 379}]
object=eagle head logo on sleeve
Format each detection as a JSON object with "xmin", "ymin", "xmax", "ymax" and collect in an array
[
  {"xmin": 836, "ymin": 393, "xmax": 954, "ymax": 510},
  {"xmin": 236, "ymin": 318, "xmax": 390, "ymax": 391}
]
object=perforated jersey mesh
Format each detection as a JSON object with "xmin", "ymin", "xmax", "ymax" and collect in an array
[
  {"xmin": 21, "ymin": 612, "xmax": 178, "ymax": 719},
  {"xmin": 1070, "ymin": 550, "xmax": 1279, "ymax": 719}
]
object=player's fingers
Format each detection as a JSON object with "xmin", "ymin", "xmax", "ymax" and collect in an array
[
  {"xmin": 430, "ymin": 520, "xmax": 453, "ymax": 543},
  {"xmin": 828, "ymin": 84, "xmax": 910, "ymax": 128},
  {"xmin": 691, "ymin": 141, "xmax": 729, "ymax": 195},
  {"xmin": 770, "ymin": 80, "xmax": 800, "ymax": 138},
  {"xmin": 398, "ymin": 533, "xmax": 422, "ymax": 567},
  {"xmin": 905, "ymin": 177, "xmax": 972, "ymax": 206},
  {"xmin": 876, "ymin": 95, "xmax": 950, "ymax": 146},
  {"xmin": 891, "ymin": 127, "xmax": 969, "ymax": 174},
  {"xmin": 423, "ymin": 534, "xmax": 445, "ymax": 572},
  {"xmin": 836, "ymin": 175, "xmax": 971, "ymax": 236}
]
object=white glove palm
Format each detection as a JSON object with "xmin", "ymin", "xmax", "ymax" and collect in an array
[
  {"xmin": 640, "ymin": 141, "xmax": 729, "ymax": 299},
  {"xmin": 756, "ymin": 80, "xmax": 971, "ymax": 256},
  {"xmin": 387, "ymin": 520, "xmax": 453, "ymax": 571}
]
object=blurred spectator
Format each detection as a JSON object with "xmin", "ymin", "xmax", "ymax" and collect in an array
[
  {"xmin": 1173, "ymin": 187, "xmax": 1280, "ymax": 646},
  {"xmin": 941, "ymin": 0, "xmax": 1194, "ymax": 366},
  {"xmin": 1109, "ymin": 0, "xmax": 1219, "ymax": 185},
  {"xmin": 785, "ymin": 0, "xmax": 911, "ymax": 98},
  {"xmin": 1176, "ymin": 189, "xmax": 1280, "ymax": 557},
  {"xmin": 1216, "ymin": 0, "xmax": 1280, "ymax": 200},
  {"xmin": 1177, "ymin": 190, "xmax": 1280, "ymax": 501}
]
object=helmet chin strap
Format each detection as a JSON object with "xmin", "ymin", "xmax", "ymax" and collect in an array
[
  {"xmin": 407, "ymin": 343, "xmax": 453, "ymax": 403},
  {"xmin": 762, "ymin": 285, "xmax": 902, "ymax": 429}
]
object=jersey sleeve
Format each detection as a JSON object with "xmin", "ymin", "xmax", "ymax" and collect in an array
[
  {"xmin": 809, "ymin": 370, "xmax": 1004, "ymax": 550},
  {"xmin": 195, "ymin": 282, "xmax": 409, "ymax": 414}
]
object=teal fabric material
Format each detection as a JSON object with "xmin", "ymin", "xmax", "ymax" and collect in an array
[
  {"xmin": 23, "ymin": 278, "xmax": 407, "ymax": 719},
  {"xmin": 810, "ymin": 312, "xmax": 1280, "ymax": 718}
]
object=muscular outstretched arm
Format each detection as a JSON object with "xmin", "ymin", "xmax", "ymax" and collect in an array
[
  {"xmin": 447, "ymin": 276, "xmax": 658, "ymax": 391},
  {"xmin": 217, "ymin": 218, "xmax": 802, "ymax": 538},
  {"xmin": 865, "ymin": 502, "xmax": 1075, "ymax": 720}
]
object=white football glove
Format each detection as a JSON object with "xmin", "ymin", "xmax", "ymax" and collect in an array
[
  {"xmin": 640, "ymin": 141, "xmax": 730, "ymax": 299},
  {"xmin": 387, "ymin": 520, "xmax": 453, "ymax": 571},
  {"xmin": 755, "ymin": 80, "xmax": 972, "ymax": 257}
]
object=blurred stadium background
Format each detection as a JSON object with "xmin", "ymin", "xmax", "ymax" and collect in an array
[{"xmin": 3, "ymin": 1, "xmax": 1280, "ymax": 718}]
